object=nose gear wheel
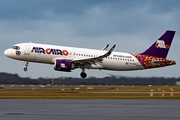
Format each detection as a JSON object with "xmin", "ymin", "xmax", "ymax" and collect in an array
[{"xmin": 23, "ymin": 61, "xmax": 29, "ymax": 72}]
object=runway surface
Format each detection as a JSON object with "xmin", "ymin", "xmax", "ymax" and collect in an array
[{"xmin": 0, "ymin": 99, "xmax": 179, "ymax": 120}]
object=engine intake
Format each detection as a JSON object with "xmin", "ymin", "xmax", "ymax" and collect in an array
[{"xmin": 54, "ymin": 59, "xmax": 74, "ymax": 72}]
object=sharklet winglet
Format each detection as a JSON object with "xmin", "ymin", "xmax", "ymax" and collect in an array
[{"xmin": 102, "ymin": 44, "xmax": 109, "ymax": 51}]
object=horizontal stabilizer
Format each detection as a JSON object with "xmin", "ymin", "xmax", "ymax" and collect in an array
[{"xmin": 152, "ymin": 60, "xmax": 176, "ymax": 65}]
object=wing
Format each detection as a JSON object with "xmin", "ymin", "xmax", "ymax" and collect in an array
[{"xmin": 72, "ymin": 45, "xmax": 116, "ymax": 68}]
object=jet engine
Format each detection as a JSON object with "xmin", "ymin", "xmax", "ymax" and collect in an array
[{"xmin": 54, "ymin": 59, "xmax": 75, "ymax": 72}]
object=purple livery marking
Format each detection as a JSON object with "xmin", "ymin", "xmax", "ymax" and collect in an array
[
  {"xmin": 16, "ymin": 51, "xmax": 21, "ymax": 55},
  {"xmin": 141, "ymin": 31, "xmax": 175, "ymax": 58},
  {"xmin": 31, "ymin": 47, "xmax": 45, "ymax": 54},
  {"xmin": 31, "ymin": 47, "xmax": 69, "ymax": 56},
  {"xmin": 54, "ymin": 59, "xmax": 72, "ymax": 72},
  {"xmin": 133, "ymin": 54, "xmax": 176, "ymax": 69}
]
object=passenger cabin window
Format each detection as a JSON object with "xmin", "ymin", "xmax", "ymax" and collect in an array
[{"xmin": 12, "ymin": 46, "xmax": 20, "ymax": 50}]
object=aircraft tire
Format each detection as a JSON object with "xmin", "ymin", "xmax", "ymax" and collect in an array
[
  {"xmin": 80, "ymin": 72, "xmax": 87, "ymax": 78},
  {"xmin": 24, "ymin": 67, "xmax": 28, "ymax": 71}
]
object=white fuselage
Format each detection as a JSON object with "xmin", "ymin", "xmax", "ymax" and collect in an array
[{"xmin": 4, "ymin": 43, "xmax": 144, "ymax": 71}]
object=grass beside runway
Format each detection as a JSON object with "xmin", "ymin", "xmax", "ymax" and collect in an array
[{"xmin": 0, "ymin": 85, "xmax": 180, "ymax": 99}]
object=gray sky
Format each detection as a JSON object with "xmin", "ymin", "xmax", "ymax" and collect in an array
[{"xmin": 1, "ymin": 0, "xmax": 180, "ymax": 78}]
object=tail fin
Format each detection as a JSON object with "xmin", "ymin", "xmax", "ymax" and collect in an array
[{"xmin": 141, "ymin": 30, "xmax": 175, "ymax": 58}]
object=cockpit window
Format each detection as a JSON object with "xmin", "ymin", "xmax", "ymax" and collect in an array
[{"xmin": 11, "ymin": 46, "xmax": 20, "ymax": 50}]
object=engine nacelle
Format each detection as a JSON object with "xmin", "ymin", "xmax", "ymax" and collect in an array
[{"xmin": 54, "ymin": 59, "xmax": 74, "ymax": 72}]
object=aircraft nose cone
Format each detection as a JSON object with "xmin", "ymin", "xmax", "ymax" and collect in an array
[{"xmin": 4, "ymin": 49, "xmax": 10, "ymax": 57}]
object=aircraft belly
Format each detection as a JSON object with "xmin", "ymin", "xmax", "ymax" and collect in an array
[
  {"xmin": 33, "ymin": 54, "xmax": 53, "ymax": 64},
  {"xmin": 90, "ymin": 64, "xmax": 104, "ymax": 69},
  {"xmin": 101, "ymin": 60, "xmax": 143, "ymax": 71},
  {"xmin": 20, "ymin": 53, "xmax": 53, "ymax": 64}
]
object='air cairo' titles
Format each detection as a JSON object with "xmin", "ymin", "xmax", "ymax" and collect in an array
[{"xmin": 31, "ymin": 47, "xmax": 69, "ymax": 56}]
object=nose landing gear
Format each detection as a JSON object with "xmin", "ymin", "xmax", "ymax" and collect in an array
[{"xmin": 23, "ymin": 61, "xmax": 29, "ymax": 71}]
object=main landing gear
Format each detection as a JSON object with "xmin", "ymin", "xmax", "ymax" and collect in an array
[
  {"xmin": 80, "ymin": 65, "xmax": 87, "ymax": 78},
  {"xmin": 23, "ymin": 61, "xmax": 29, "ymax": 71},
  {"xmin": 80, "ymin": 72, "xmax": 87, "ymax": 78}
]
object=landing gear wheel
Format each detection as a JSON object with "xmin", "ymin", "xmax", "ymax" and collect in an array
[
  {"xmin": 80, "ymin": 72, "xmax": 87, "ymax": 78},
  {"xmin": 24, "ymin": 67, "xmax": 28, "ymax": 71},
  {"xmin": 24, "ymin": 61, "xmax": 29, "ymax": 72}
]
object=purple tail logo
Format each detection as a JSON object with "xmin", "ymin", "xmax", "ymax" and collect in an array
[
  {"xmin": 155, "ymin": 40, "xmax": 170, "ymax": 49},
  {"xmin": 141, "ymin": 30, "xmax": 175, "ymax": 58}
]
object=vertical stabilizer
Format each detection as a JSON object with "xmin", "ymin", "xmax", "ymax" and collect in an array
[{"xmin": 141, "ymin": 30, "xmax": 175, "ymax": 58}]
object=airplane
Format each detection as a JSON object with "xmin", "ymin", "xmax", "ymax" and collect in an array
[{"xmin": 4, "ymin": 30, "xmax": 176, "ymax": 78}]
